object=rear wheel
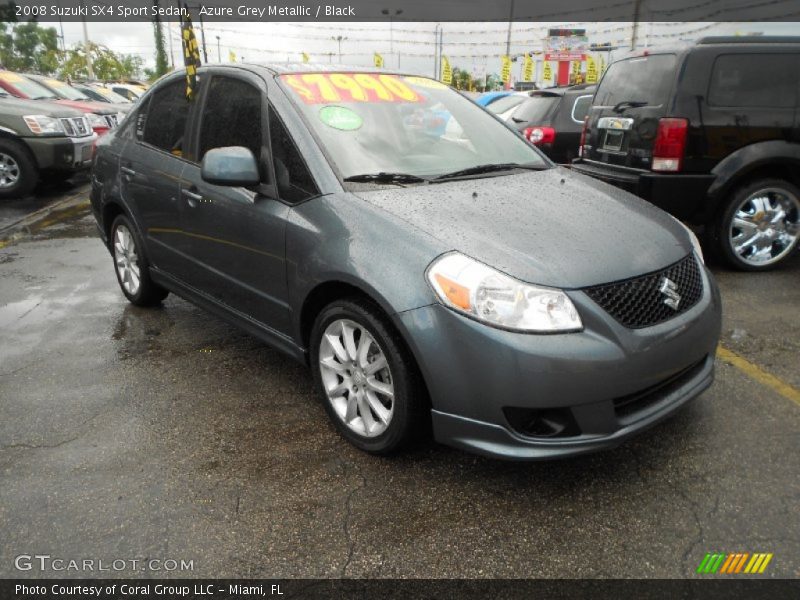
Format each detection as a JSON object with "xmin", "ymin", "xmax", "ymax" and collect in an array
[
  {"xmin": 310, "ymin": 298, "xmax": 425, "ymax": 455},
  {"xmin": 0, "ymin": 138, "xmax": 38, "ymax": 200},
  {"xmin": 111, "ymin": 214, "xmax": 169, "ymax": 306},
  {"xmin": 714, "ymin": 178, "xmax": 800, "ymax": 271}
]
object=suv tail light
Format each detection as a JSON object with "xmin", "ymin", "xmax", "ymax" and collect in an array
[
  {"xmin": 524, "ymin": 126, "xmax": 556, "ymax": 146},
  {"xmin": 578, "ymin": 117, "xmax": 588, "ymax": 157},
  {"xmin": 652, "ymin": 118, "xmax": 688, "ymax": 172}
]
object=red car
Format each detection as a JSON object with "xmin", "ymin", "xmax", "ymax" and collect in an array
[{"xmin": 0, "ymin": 71, "xmax": 119, "ymax": 136}]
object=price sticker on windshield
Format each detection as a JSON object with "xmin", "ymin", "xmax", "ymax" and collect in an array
[{"xmin": 281, "ymin": 73, "xmax": 421, "ymax": 104}]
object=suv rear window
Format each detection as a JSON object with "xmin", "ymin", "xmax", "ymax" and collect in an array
[
  {"xmin": 708, "ymin": 54, "xmax": 797, "ymax": 108},
  {"xmin": 594, "ymin": 54, "xmax": 677, "ymax": 107},
  {"xmin": 511, "ymin": 95, "xmax": 560, "ymax": 124}
]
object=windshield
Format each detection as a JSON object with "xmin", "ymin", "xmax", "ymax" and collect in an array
[
  {"xmin": 511, "ymin": 95, "xmax": 560, "ymax": 124},
  {"xmin": 83, "ymin": 85, "xmax": 130, "ymax": 103},
  {"xmin": 594, "ymin": 54, "xmax": 677, "ymax": 107},
  {"xmin": 279, "ymin": 72, "xmax": 547, "ymax": 180},
  {"xmin": 40, "ymin": 78, "xmax": 91, "ymax": 101},
  {"xmin": 0, "ymin": 73, "xmax": 58, "ymax": 100},
  {"xmin": 486, "ymin": 94, "xmax": 526, "ymax": 115}
]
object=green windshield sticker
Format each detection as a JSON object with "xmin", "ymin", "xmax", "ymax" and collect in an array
[{"xmin": 318, "ymin": 106, "xmax": 363, "ymax": 131}]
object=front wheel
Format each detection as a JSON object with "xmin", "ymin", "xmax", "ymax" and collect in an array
[
  {"xmin": 110, "ymin": 214, "xmax": 169, "ymax": 306},
  {"xmin": 714, "ymin": 178, "xmax": 800, "ymax": 271},
  {"xmin": 0, "ymin": 139, "xmax": 39, "ymax": 200},
  {"xmin": 310, "ymin": 298, "xmax": 425, "ymax": 455}
]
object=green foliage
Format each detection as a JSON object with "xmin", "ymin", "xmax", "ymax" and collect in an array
[
  {"xmin": 59, "ymin": 42, "xmax": 143, "ymax": 81},
  {"xmin": 151, "ymin": 0, "xmax": 169, "ymax": 77},
  {"xmin": 0, "ymin": 21, "xmax": 60, "ymax": 74}
]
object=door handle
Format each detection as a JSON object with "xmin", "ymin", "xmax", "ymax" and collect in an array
[
  {"xmin": 181, "ymin": 188, "xmax": 203, "ymax": 207},
  {"xmin": 120, "ymin": 166, "xmax": 135, "ymax": 178}
]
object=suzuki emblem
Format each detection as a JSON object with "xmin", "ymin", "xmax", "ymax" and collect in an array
[{"xmin": 659, "ymin": 277, "xmax": 681, "ymax": 310}]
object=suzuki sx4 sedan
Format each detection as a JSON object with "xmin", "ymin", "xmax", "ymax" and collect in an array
[{"xmin": 90, "ymin": 65, "xmax": 722, "ymax": 460}]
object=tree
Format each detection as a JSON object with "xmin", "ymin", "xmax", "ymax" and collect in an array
[
  {"xmin": 151, "ymin": 0, "xmax": 169, "ymax": 77},
  {"xmin": 59, "ymin": 43, "xmax": 143, "ymax": 81},
  {"xmin": 0, "ymin": 21, "xmax": 60, "ymax": 74}
]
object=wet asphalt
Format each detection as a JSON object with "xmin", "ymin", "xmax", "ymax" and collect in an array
[{"xmin": 0, "ymin": 185, "xmax": 798, "ymax": 579}]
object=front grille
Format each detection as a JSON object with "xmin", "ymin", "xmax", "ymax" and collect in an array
[
  {"xmin": 59, "ymin": 117, "xmax": 90, "ymax": 137},
  {"xmin": 583, "ymin": 254, "xmax": 703, "ymax": 329},
  {"xmin": 104, "ymin": 114, "xmax": 118, "ymax": 128}
]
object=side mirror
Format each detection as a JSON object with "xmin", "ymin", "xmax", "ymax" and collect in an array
[{"xmin": 201, "ymin": 146, "xmax": 260, "ymax": 187}]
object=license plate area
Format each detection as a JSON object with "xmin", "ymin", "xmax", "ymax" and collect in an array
[
  {"xmin": 80, "ymin": 144, "xmax": 93, "ymax": 162},
  {"xmin": 602, "ymin": 129, "xmax": 625, "ymax": 152}
]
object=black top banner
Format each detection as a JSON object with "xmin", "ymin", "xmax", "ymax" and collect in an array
[{"xmin": 3, "ymin": 0, "xmax": 800, "ymax": 22}]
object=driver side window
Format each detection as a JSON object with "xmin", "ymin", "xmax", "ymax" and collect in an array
[{"xmin": 198, "ymin": 76, "xmax": 265, "ymax": 178}]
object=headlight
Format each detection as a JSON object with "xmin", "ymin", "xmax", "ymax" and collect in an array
[
  {"xmin": 426, "ymin": 252, "xmax": 583, "ymax": 332},
  {"xmin": 23, "ymin": 115, "xmax": 64, "ymax": 135},
  {"xmin": 673, "ymin": 218, "xmax": 704, "ymax": 264},
  {"xmin": 86, "ymin": 113, "xmax": 108, "ymax": 128}
]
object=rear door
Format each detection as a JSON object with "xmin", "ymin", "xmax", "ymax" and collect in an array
[{"xmin": 585, "ymin": 53, "xmax": 678, "ymax": 170}]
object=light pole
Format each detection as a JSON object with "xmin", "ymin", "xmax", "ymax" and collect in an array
[
  {"xmin": 216, "ymin": 35, "xmax": 221, "ymax": 62},
  {"xmin": 331, "ymin": 35, "xmax": 347, "ymax": 63},
  {"xmin": 433, "ymin": 23, "xmax": 442, "ymax": 79},
  {"xmin": 381, "ymin": 8, "xmax": 403, "ymax": 68}
]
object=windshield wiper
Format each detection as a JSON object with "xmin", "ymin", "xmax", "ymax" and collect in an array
[
  {"xmin": 432, "ymin": 162, "xmax": 546, "ymax": 182},
  {"xmin": 343, "ymin": 172, "xmax": 428, "ymax": 185},
  {"xmin": 612, "ymin": 100, "xmax": 648, "ymax": 113}
]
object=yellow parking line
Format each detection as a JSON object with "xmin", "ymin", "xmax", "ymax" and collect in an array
[
  {"xmin": 0, "ymin": 200, "xmax": 90, "ymax": 249},
  {"xmin": 717, "ymin": 345, "xmax": 800, "ymax": 408}
]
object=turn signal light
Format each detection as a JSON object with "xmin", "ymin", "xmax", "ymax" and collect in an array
[
  {"xmin": 652, "ymin": 118, "xmax": 688, "ymax": 172},
  {"xmin": 578, "ymin": 117, "xmax": 588, "ymax": 157}
]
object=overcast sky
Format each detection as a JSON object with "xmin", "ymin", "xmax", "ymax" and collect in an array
[{"xmin": 49, "ymin": 20, "xmax": 798, "ymax": 80}]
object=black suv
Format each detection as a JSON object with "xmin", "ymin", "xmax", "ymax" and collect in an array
[
  {"xmin": 572, "ymin": 37, "xmax": 800, "ymax": 270},
  {"xmin": 509, "ymin": 84, "xmax": 595, "ymax": 164}
]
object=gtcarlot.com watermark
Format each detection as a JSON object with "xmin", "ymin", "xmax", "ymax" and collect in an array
[{"xmin": 14, "ymin": 554, "xmax": 194, "ymax": 573}]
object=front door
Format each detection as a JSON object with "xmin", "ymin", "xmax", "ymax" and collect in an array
[{"xmin": 175, "ymin": 72, "xmax": 292, "ymax": 335}]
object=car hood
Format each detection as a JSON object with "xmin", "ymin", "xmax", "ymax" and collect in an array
[
  {"xmin": 352, "ymin": 167, "xmax": 692, "ymax": 289},
  {"xmin": 0, "ymin": 96, "xmax": 84, "ymax": 118},
  {"xmin": 55, "ymin": 99, "xmax": 118, "ymax": 114}
]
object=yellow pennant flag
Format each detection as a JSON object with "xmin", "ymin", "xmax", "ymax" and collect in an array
[
  {"xmin": 374, "ymin": 52, "xmax": 384, "ymax": 68},
  {"xmin": 542, "ymin": 60, "xmax": 552, "ymax": 83},
  {"xmin": 501, "ymin": 55, "xmax": 512, "ymax": 84},
  {"xmin": 228, "ymin": 50, "xmax": 237, "ymax": 63},
  {"xmin": 571, "ymin": 59, "xmax": 581, "ymax": 82},
  {"xmin": 586, "ymin": 54, "xmax": 597, "ymax": 83},
  {"xmin": 180, "ymin": 8, "xmax": 201, "ymax": 101},
  {"xmin": 302, "ymin": 52, "xmax": 310, "ymax": 63},
  {"xmin": 441, "ymin": 55, "xmax": 452, "ymax": 85},
  {"xmin": 522, "ymin": 54, "xmax": 533, "ymax": 82}
]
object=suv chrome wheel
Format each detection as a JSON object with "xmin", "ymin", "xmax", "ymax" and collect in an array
[
  {"xmin": 318, "ymin": 318, "xmax": 394, "ymax": 438},
  {"xmin": 0, "ymin": 152, "xmax": 21, "ymax": 189},
  {"xmin": 728, "ymin": 186, "xmax": 800, "ymax": 267},
  {"xmin": 113, "ymin": 224, "xmax": 141, "ymax": 296}
]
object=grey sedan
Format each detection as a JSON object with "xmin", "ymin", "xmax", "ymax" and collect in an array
[{"xmin": 90, "ymin": 64, "xmax": 721, "ymax": 460}]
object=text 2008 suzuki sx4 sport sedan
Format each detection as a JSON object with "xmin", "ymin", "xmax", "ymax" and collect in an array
[{"xmin": 90, "ymin": 65, "xmax": 722, "ymax": 460}]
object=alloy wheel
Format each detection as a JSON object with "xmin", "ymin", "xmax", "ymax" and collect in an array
[
  {"xmin": 728, "ymin": 187, "xmax": 800, "ymax": 267},
  {"xmin": 318, "ymin": 318, "xmax": 394, "ymax": 438},
  {"xmin": 0, "ymin": 152, "xmax": 21, "ymax": 188},
  {"xmin": 114, "ymin": 224, "xmax": 141, "ymax": 296}
]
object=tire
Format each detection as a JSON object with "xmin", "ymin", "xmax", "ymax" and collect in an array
[
  {"xmin": 310, "ymin": 297, "xmax": 426, "ymax": 455},
  {"xmin": 712, "ymin": 178, "xmax": 800, "ymax": 271},
  {"xmin": 110, "ymin": 214, "xmax": 169, "ymax": 306},
  {"xmin": 0, "ymin": 138, "xmax": 39, "ymax": 200}
]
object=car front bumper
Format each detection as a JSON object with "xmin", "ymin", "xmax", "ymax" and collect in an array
[
  {"xmin": 571, "ymin": 159, "xmax": 716, "ymax": 224},
  {"xmin": 25, "ymin": 134, "xmax": 97, "ymax": 172},
  {"xmin": 396, "ymin": 261, "xmax": 722, "ymax": 460}
]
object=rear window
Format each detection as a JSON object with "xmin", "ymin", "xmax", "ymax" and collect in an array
[
  {"xmin": 510, "ymin": 95, "xmax": 560, "ymax": 124},
  {"xmin": 594, "ymin": 54, "xmax": 677, "ymax": 107},
  {"xmin": 708, "ymin": 54, "xmax": 797, "ymax": 108},
  {"xmin": 486, "ymin": 94, "xmax": 526, "ymax": 115}
]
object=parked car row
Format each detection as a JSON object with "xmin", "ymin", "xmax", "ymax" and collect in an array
[
  {"xmin": 0, "ymin": 72, "xmax": 146, "ymax": 198},
  {"xmin": 478, "ymin": 36, "xmax": 799, "ymax": 271}
]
